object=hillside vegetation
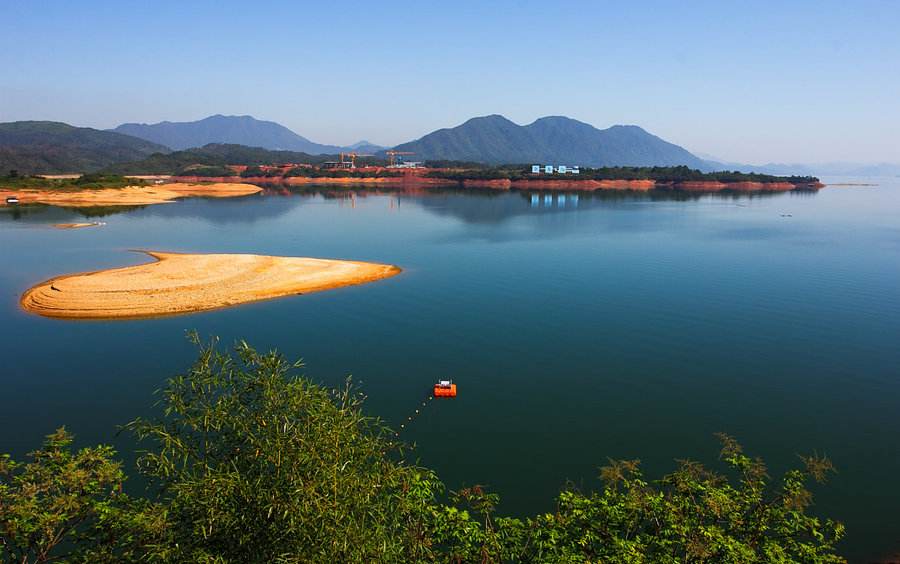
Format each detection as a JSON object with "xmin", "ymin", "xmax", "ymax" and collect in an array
[
  {"xmin": 0, "ymin": 121, "xmax": 169, "ymax": 175},
  {"xmin": 0, "ymin": 338, "xmax": 846, "ymax": 563},
  {"xmin": 103, "ymin": 144, "xmax": 329, "ymax": 175},
  {"xmin": 104, "ymin": 144, "xmax": 390, "ymax": 175}
]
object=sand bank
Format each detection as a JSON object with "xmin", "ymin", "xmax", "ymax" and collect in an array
[
  {"xmin": 52, "ymin": 222, "xmax": 104, "ymax": 229},
  {"xmin": 20, "ymin": 252, "xmax": 401, "ymax": 320},
  {"xmin": 0, "ymin": 183, "xmax": 262, "ymax": 208}
]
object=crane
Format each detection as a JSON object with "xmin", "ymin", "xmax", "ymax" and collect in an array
[{"xmin": 386, "ymin": 150, "xmax": 415, "ymax": 167}]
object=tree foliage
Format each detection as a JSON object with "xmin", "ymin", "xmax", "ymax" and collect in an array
[
  {"xmin": 0, "ymin": 173, "xmax": 145, "ymax": 190},
  {"xmin": 0, "ymin": 428, "xmax": 129, "ymax": 563},
  {"xmin": 123, "ymin": 336, "xmax": 435, "ymax": 563},
  {"xmin": 0, "ymin": 339, "xmax": 846, "ymax": 563}
]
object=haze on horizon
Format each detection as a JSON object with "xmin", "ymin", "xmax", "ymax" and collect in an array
[{"xmin": 2, "ymin": 0, "xmax": 898, "ymax": 165}]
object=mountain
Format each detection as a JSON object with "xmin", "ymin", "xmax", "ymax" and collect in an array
[
  {"xmin": 389, "ymin": 115, "xmax": 708, "ymax": 168},
  {"xmin": 0, "ymin": 121, "xmax": 170, "ymax": 174},
  {"xmin": 113, "ymin": 114, "xmax": 352, "ymax": 154},
  {"xmin": 345, "ymin": 140, "xmax": 386, "ymax": 154}
]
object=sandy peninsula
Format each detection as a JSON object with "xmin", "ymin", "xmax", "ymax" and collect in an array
[
  {"xmin": 0, "ymin": 183, "xmax": 262, "ymax": 208},
  {"xmin": 20, "ymin": 252, "xmax": 401, "ymax": 320}
]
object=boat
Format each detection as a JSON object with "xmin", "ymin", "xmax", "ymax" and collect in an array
[
  {"xmin": 434, "ymin": 379, "xmax": 457, "ymax": 398},
  {"xmin": 6, "ymin": 196, "xmax": 20, "ymax": 204}
]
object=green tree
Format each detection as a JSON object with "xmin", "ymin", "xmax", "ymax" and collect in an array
[
  {"xmin": 502, "ymin": 436, "xmax": 845, "ymax": 563},
  {"xmin": 123, "ymin": 335, "xmax": 440, "ymax": 563},
  {"xmin": 0, "ymin": 428, "xmax": 128, "ymax": 563}
]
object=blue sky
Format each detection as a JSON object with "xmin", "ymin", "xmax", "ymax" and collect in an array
[{"xmin": 2, "ymin": 0, "xmax": 898, "ymax": 163}]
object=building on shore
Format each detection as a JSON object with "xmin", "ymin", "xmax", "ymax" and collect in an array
[
  {"xmin": 389, "ymin": 161, "xmax": 424, "ymax": 169},
  {"xmin": 321, "ymin": 161, "xmax": 355, "ymax": 170},
  {"xmin": 532, "ymin": 165, "xmax": 580, "ymax": 174}
]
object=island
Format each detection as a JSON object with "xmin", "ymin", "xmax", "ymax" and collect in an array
[{"xmin": 20, "ymin": 251, "xmax": 401, "ymax": 320}]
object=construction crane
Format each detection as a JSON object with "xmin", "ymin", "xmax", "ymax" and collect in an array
[
  {"xmin": 386, "ymin": 150, "xmax": 415, "ymax": 167},
  {"xmin": 339, "ymin": 152, "xmax": 358, "ymax": 168}
]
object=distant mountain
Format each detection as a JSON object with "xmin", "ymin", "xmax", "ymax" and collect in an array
[
  {"xmin": 0, "ymin": 121, "xmax": 169, "ymax": 174},
  {"xmin": 699, "ymin": 155, "xmax": 900, "ymax": 177},
  {"xmin": 390, "ymin": 115, "xmax": 708, "ymax": 168},
  {"xmin": 113, "ymin": 115, "xmax": 357, "ymax": 154},
  {"xmin": 345, "ymin": 140, "xmax": 386, "ymax": 154}
]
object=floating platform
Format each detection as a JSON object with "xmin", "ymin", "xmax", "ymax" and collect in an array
[{"xmin": 434, "ymin": 380, "xmax": 457, "ymax": 398}]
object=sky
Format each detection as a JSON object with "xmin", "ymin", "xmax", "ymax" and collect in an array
[{"xmin": 2, "ymin": 0, "xmax": 899, "ymax": 164}]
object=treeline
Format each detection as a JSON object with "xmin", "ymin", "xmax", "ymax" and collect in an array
[
  {"xmin": 282, "ymin": 167, "xmax": 403, "ymax": 179},
  {"xmin": 234, "ymin": 166, "xmax": 404, "ymax": 179},
  {"xmin": 579, "ymin": 166, "xmax": 819, "ymax": 183},
  {"xmin": 0, "ymin": 338, "xmax": 845, "ymax": 563},
  {"xmin": 103, "ymin": 144, "xmax": 333, "ymax": 175},
  {"xmin": 428, "ymin": 165, "xmax": 819, "ymax": 184},
  {"xmin": 1, "ymin": 171, "xmax": 144, "ymax": 189},
  {"xmin": 104, "ymin": 144, "xmax": 391, "ymax": 176}
]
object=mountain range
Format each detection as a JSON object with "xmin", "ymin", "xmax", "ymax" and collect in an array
[
  {"xmin": 0, "ymin": 121, "xmax": 169, "ymax": 175},
  {"xmin": 391, "ymin": 115, "xmax": 709, "ymax": 169},
  {"xmin": 4, "ymin": 115, "xmax": 896, "ymax": 177},
  {"xmin": 113, "ymin": 115, "xmax": 383, "ymax": 155}
]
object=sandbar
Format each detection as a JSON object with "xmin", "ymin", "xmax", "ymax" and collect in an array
[
  {"xmin": 0, "ymin": 183, "xmax": 262, "ymax": 208},
  {"xmin": 52, "ymin": 222, "xmax": 103, "ymax": 229},
  {"xmin": 20, "ymin": 251, "xmax": 401, "ymax": 320}
]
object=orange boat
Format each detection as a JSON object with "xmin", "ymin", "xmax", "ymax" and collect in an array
[{"xmin": 434, "ymin": 380, "xmax": 457, "ymax": 398}]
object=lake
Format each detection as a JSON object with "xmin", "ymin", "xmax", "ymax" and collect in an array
[{"xmin": 1, "ymin": 179, "xmax": 898, "ymax": 562}]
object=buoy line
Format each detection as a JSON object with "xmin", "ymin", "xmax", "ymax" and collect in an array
[{"xmin": 395, "ymin": 395, "xmax": 435, "ymax": 436}]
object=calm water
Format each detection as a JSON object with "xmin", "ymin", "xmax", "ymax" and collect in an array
[{"xmin": 1, "ymin": 180, "xmax": 899, "ymax": 561}]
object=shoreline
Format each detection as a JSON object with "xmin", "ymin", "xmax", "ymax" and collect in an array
[
  {"xmin": 173, "ymin": 175, "xmax": 822, "ymax": 193},
  {"xmin": 20, "ymin": 251, "xmax": 401, "ymax": 320}
]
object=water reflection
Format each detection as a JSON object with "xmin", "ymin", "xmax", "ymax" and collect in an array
[{"xmin": 0, "ymin": 184, "xmax": 809, "ymax": 230}]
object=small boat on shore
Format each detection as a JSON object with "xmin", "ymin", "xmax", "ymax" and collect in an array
[
  {"xmin": 6, "ymin": 196, "xmax": 20, "ymax": 204},
  {"xmin": 434, "ymin": 379, "xmax": 457, "ymax": 398}
]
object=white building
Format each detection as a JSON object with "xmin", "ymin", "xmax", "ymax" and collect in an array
[{"xmin": 533, "ymin": 164, "xmax": 581, "ymax": 175}]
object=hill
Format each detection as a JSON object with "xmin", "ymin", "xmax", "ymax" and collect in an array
[
  {"xmin": 390, "ymin": 115, "xmax": 708, "ymax": 168},
  {"xmin": 113, "ymin": 114, "xmax": 353, "ymax": 154},
  {"xmin": 0, "ymin": 121, "xmax": 170, "ymax": 174},
  {"xmin": 103, "ymin": 143, "xmax": 334, "ymax": 175}
]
